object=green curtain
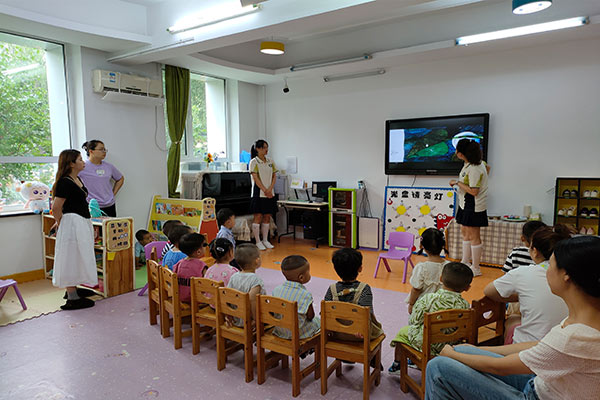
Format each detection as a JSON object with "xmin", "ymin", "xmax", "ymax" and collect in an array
[{"xmin": 165, "ymin": 65, "xmax": 190, "ymax": 198}]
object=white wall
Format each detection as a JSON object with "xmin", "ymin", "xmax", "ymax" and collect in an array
[
  {"xmin": 79, "ymin": 47, "xmax": 168, "ymax": 229},
  {"xmin": 0, "ymin": 215, "xmax": 43, "ymax": 276},
  {"xmin": 238, "ymin": 81, "xmax": 263, "ymax": 156},
  {"xmin": 264, "ymin": 37, "xmax": 600, "ymax": 223}
]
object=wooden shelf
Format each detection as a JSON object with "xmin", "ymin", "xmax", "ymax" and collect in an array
[{"xmin": 42, "ymin": 214, "xmax": 134, "ymax": 298}]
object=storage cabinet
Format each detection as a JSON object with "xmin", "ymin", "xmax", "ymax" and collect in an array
[
  {"xmin": 553, "ymin": 177, "xmax": 600, "ymax": 236},
  {"xmin": 42, "ymin": 214, "xmax": 135, "ymax": 297},
  {"xmin": 328, "ymin": 188, "xmax": 360, "ymax": 248}
]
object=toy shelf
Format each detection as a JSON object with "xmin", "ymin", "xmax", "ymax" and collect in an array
[
  {"xmin": 554, "ymin": 177, "xmax": 600, "ymax": 236},
  {"xmin": 42, "ymin": 214, "xmax": 135, "ymax": 297}
]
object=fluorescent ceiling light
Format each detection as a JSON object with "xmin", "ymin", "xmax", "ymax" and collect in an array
[
  {"xmin": 290, "ymin": 54, "xmax": 372, "ymax": 72},
  {"xmin": 168, "ymin": 4, "xmax": 262, "ymax": 34},
  {"xmin": 1, "ymin": 63, "xmax": 41, "ymax": 75},
  {"xmin": 456, "ymin": 16, "xmax": 588, "ymax": 46},
  {"xmin": 513, "ymin": 0, "xmax": 552, "ymax": 15},
  {"xmin": 323, "ymin": 69, "xmax": 385, "ymax": 82}
]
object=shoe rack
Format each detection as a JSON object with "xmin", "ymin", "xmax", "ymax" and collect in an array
[{"xmin": 554, "ymin": 177, "xmax": 600, "ymax": 235}]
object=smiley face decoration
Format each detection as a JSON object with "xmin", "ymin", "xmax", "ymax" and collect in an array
[{"xmin": 383, "ymin": 187, "xmax": 456, "ymax": 250}]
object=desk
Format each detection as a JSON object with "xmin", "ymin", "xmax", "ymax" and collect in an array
[
  {"xmin": 277, "ymin": 200, "xmax": 328, "ymax": 247},
  {"xmin": 446, "ymin": 218, "xmax": 525, "ymax": 267}
]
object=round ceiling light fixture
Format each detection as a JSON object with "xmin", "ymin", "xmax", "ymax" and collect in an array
[
  {"xmin": 512, "ymin": 0, "xmax": 552, "ymax": 15},
  {"xmin": 260, "ymin": 41, "xmax": 285, "ymax": 55}
]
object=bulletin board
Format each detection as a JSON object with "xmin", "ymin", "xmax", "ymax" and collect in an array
[
  {"xmin": 106, "ymin": 219, "xmax": 131, "ymax": 252},
  {"xmin": 382, "ymin": 186, "xmax": 456, "ymax": 250},
  {"xmin": 146, "ymin": 195, "xmax": 205, "ymax": 234}
]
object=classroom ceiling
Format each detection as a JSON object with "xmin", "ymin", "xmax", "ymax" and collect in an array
[{"xmin": 1, "ymin": 0, "xmax": 600, "ymax": 84}]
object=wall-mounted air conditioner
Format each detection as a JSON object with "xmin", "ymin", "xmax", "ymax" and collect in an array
[
  {"xmin": 93, "ymin": 69, "xmax": 164, "ymax": 105},
  {"xmin": 92, "ymin": 69, "xmax": 163, "ymax": 97}
]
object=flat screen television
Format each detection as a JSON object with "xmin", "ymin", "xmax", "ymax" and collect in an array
[{"xmin": 385, "ymin": 113, "xmax": 489, "ymax": 175}]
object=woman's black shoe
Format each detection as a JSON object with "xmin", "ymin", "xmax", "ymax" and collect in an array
[
  {"xmin": 60, "ymin": 298, "xmax": 95, "ymax": 310},
  {"xmin": 63, "ymin": 288, "xmax": 96, "ymax": 299}
]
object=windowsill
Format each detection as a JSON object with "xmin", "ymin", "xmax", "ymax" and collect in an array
[{"xmin": 0, "ymin": 210, "xmax": 37, "ymax": 218}]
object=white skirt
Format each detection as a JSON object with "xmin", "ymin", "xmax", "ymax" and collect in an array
[{"xmin": 52, "ymin": 213, "xmax": 98, "ymax": 288}]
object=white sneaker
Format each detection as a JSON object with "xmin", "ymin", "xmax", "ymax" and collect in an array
[
  {"xmin": 591, "ymin": 190, "xmax": 599, "ymax": 198},
  {"xmin": 579, "ymin": 227, "xmax": 587, "ymax": 235},
  {"xmin": 584, "ymin": 190, "xmax": 591, "ymax": 198},
  {"xmin": 471, "ymin": 266, "xmax": 482, "ymax": 277},
  {"xmin": 262, "ymin": 240, "xmax": 274, "ymax": 249},
  {"xmin": 586, "ymin": 227, "xmax": 595, "ymax": 235},
  {"xmin": 256, "ymin": 241, "xmax": 266, "ymax": 251}
]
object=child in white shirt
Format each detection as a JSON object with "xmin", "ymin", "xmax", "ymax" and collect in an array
[{"xmin": 405, "ymin": 228, "xmax": 448, "ymax": 314}]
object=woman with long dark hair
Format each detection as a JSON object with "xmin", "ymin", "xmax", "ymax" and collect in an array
[
  {"xmin": 79, "ymin": 140, "xmax": 124, "ymax": 217},
  {"xmin": 248, "ymin": 139, "xmax": 277, "ymax": 250},
  {"xmin": 52, "ymin": 149, "xmax": 97, "ymax": 310},
  {"xmin": 449, "ymin": 139, "xmax": 490, "ymax": 276},
  {"xmin": 425, "ymin": 236, "xmax": 600, "ymax": 399}
]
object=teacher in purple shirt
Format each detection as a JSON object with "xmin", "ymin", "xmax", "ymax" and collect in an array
[{"xmin": 79, "ymin": 140, "xmax": 124, "ymax": 217}]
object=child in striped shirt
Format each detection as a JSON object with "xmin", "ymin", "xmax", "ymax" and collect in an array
[
  {"xmin": 502, "ymin": 220, "xmax": 547, "ymax": 272},
  {"xmin": 272, "ymin": 255, "xmax": 320, "ymax": 340}
]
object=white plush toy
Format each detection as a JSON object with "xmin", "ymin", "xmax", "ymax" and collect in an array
[{"xmin": 17, "ymin": 181, "xmax": 51, "ymax": 213}]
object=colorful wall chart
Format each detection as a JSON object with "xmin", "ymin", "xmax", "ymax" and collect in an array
[{"xmin": 382, "ymin": 186, "xmax": 456, "ymax": 250}]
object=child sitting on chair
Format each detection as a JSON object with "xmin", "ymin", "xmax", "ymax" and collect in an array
[
  {"xmin": 406, "ymin": 228, "xmax": 448, "ymax": 314},
  {"xmin": 388, "ymin": 262, "xmax": 473, "ymax": 375},
  {"xmin": 502, "ymin": 220, "xmax": 547, "ymax": 272},
  {"xmin": 272, "ymin": 255, "xmax": 320, "ymax": 339},
  {"xmin": 216, "ymin": 208, "xmax": 236, "ymax": 248},
  {"xmin": 216, "ymin": 208, "xmax": 241, "ymax": 270},
  {"xmin": 135, "ymin": 229, "xmax": 153, "ymax": 270},
  {"xmin": 226, "ymin": 243, "xmax": 265, "ymax": 326},
  {"xmin": 160, "ymin": 220, "xmax": 184, "ymax": 259},
  {"xmin": 172, "ymin": 233, "xmax": 208, "ymax": 303},
  {"xmin": 324, "ymin": 248, "xmax": 384, "ymax": 341},
  {"xmin": 162, "ymin": 225, "xmax": 193, "ymax": 270},
  {"xmin": 205, "ymin": 238, "xmax": 238, "ymax": 288}
]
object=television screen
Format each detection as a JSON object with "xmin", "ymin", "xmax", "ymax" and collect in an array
[{"xmin": 385, "ymin": 113, "xmax": 489, "ymax": 175}]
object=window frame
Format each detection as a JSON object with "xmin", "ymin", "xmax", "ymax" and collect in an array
[
  {"xmin": 0, "ymin": 31, "xmax": 71, "ymax": 216},
  {"xmin": 180, "ymin": 71, "xmax": 228, "ymax": 162}
]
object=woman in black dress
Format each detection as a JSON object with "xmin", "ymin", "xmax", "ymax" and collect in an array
[{"xmin": 52, "ymin": 149, "xmax": 97, "ymax": 310}]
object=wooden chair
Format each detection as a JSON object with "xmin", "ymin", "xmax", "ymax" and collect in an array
[
  {"xmin": 215, "ymin": 287, "xmax": 256, "ymax": 382},
  {"xmin": 145, "ymin": 248, "xmax": 161, "ymax": 327},
  {"xmin": 472, "ymin": 296, "xmax": 506, "ymax": 346},
  {"xmin": 320, "ymin": 301, "xmax": 385, "ymax": 400},
  {"xmin": 190, "ymin": 277, "xmax": 223, "ymax": 355},
  {"xmin": 159, "ymin": 267, "xmax": 192, "ymax": 349},
  {"xmin": 256, "ymin": 295, "xmax": 320, "ymax": 397},
  {"xmin": 400, "ymin": 309, "xmax": 475, "ymax": 400}
]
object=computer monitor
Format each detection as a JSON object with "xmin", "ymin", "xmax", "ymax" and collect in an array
[{"xmin": 312, "ymin": 181, "xmax": 337, "ymax": 199}]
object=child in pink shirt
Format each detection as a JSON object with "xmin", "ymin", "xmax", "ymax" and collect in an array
[
  {"xmin": 205, "ymin": 238, "xmax": 238, "ymax": 287},
  {"xmin": 172, "ymin": 233, "xmax": 208, "ymax": 303}
]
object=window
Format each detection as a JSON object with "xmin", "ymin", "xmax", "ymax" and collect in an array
[
  {"xmin": 164, "ymin": 72, "xmax": 226, "ymax": 162},
  {"xmin": 0, "ymin": 32, "xmax": 70, "ymax": 214}
]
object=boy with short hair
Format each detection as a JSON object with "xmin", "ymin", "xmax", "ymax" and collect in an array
[
  {"xmin": 172, "ymin": 233, "xmax": 208, "ymax": 303},
  {"xmin": 502, "ymin": 220, "xmax": 547, "ymax": 272},
  {"xmin": 226, "ymin": 243, "xmax": 265, "ymax": 326},
  {"xmin": 324, "ymin": 248, "xmax": 384, "ymax": 341},
  {"xmin": 161, "ymin": 220, "xmax": 184, "ymax": 258},
  {"xmin": 388, "ymin": 262, "xmax": 473, "ymax": 374},
  {"xmin": 162, "ymin": 225, "xmax": 193, "ymax": 270},
  {"xmin": 272, "ymin": 255, "xmax": 320, "ymax": 339},
  {"xmin": 216, "ymin": 208, "xmax": 236, "ymax": 248},
  {"xmin": 135, "ymin": 229, "xmax": 153, "ymax": 269}
]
